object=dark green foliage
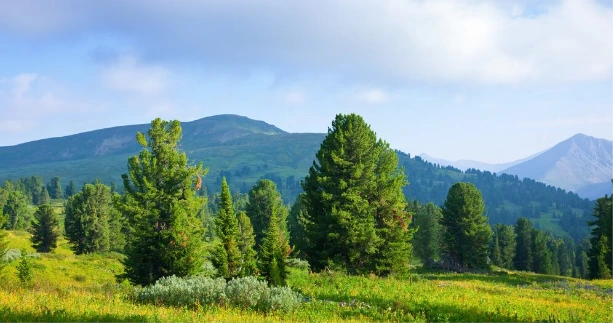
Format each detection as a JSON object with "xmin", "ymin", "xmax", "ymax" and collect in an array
[
  {"xmin": 211, "ymin": 178, "xmax": 242, "ymax": 279},
  {"xmin": 287, "ymin": 194, "xmax": 309, "ymax": 255},
  {"xmin": 16, "ymin": 249, "xmax": 33, "ymax": 284},
  {"xmin": 491, "ymin": 236, "xmax": 502, "ymax": 267},
  {"xmin": 411, "ymin": 202, "xmax": 443, "ymax": 265},
  {"xmin": 514, "ymin": 217, "xmax": 533, "ymax": 271},
  {"xmin": 588, "ymin": 193, "xmax": 612, "ymax": 279},
  {"xmin": 531, "ymin": 229, "xmax": 553, "ymax": 275},
  {"xmin": 237, "ymin": 211, "xmax": 258, "ymax": 276},
  {"xmin": 492, "ymin": 224, "xmax": 516, "ymax": 269},
  {"xmin": 64, "ymin": 181, "xmax": 76, "ymax": 198},
  {"xmin": 575, "ymin": 238, "xmax": 590, "ymax": 278},
  {"xmin": 441, "ymin": 182, "xmax": 492, "ymax": 270},
  {"xmin": 259, "ymin": 212, "xmax": 289, "ymax": 286},
  {"xmin": 246, "ymin": 179, "xmax": 288, "ymax": 250},
  {"xmin": 301, "ymin": 114, "xmax": 413, "ymax": 275},
  {"xmin": 2, "ymin": 190, "xmax": 31, "ymax": 230},
  {"xmin": 38, "ymin": 186, "xmax": 51, "ymax": 205},
  {"xmin": 118, "ymin": 118, "xmax": 207, "ymax": 286},
  {"xmin": 64, "ymin": 183, "xmax": 124, "ymax": 254},
  {"xmin": 0, "ymin": 214, "xmax": 7, "ymax": 272},
  {"xmin": 47, "ymin": 177, "xmax": 63, "ymax": 199},
  {"xmin": 30, "ymin": 204, "xmax": 60, "ymax": 253}
]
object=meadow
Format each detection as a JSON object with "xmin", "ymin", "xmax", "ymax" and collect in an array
[{"xmin": 1, "ymin": 230, "xmax": 611, "ymax": 323}]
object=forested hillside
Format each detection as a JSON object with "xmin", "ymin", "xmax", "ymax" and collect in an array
[{"xmin": 0, "ymin": 115, "xmax": 597, "ymax": 240}]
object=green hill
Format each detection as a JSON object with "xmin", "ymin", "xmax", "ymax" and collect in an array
[{"xmin": 0, "ymin": 115, "xmax": 595, "ymax": 240}]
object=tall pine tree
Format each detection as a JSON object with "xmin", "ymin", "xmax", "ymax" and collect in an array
[
  {"xmin": 211, "ymin": 178, "xmax": 242, "ymax": 279},
  {"xmin": 588, "ymin": 193, "xmax": 612, "ymax": 279},
  {"xmin": 259, "ymin": 211, "xmax": 289, "ymax": 286},
  {"xmin": 411, "ymin": 202, "xmax": 443, "ymax": 266},
  {"xmin": 441, "ymin": 182, "xmax": 492, "ymax": 270},
  {"xmin": 514, "ymin": 217, "xmax": 533, "ymax": 271},
  {"xmin": 301, "ymin": 113, "xmax": 413, "ymax": 275},
  {"xmin": 246, "ymin": 179, "xmax": 288, "ymax": 251},
  {"xmin": 31, "ymin": 204, "xmax": 60, "ymax": 253},
  {"xmin": 118, "ymin": 118, "xmax": 207, "ymax": 285}
]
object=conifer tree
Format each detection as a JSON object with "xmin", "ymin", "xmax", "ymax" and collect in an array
[
  {"xmin": 301, "ymin": 113, "xmax": 413, "ymax": 275},
  {"xmin": 514, "ymin": 217, "xmax": 533, "ymax": 271},
  {"xmin": 531, "ymin": 229, "xmax": 553, "ymax": 274},
  {"xmin": 491, "ymin": 235, "xmax": 502, "ymax": 267},
  {"xmin": 39, "ymin": 186, "xmax": 51, "ymax": 205},
  {"xmin": 588, "ymin": 193, "xmax": 612, "ymax": 279},
  {"xmin": 65, "ymin": 183, "xmax": 124, "ymax": 254},
  {"xmin": 48, "ymin": 177, "xmax": 63, "ymax": 199},
  {"xmin": 0, "ymin": 214, "xmax": 8, "ymax": 272},
  {"xmin": 493, "ymin": 224, "xmax": 516, "ymax": 269},
  {"xmin": 211, "ymin": 178, "xmax": 242, "ymax": 279},
  {"xmin": 593, "ymin": 235, "xmax": 612, "ymax": 279},
  {"xmin": 64, "ymin": 181, "xmax": 76, "ymax": 198},
  {"xmin": 259, "ymin": 212, "xmax": 289, "ymax": 286},
  {"xmin": 441, "ymin": 182, "xmax": 492, "ymax": 269},
  {"xmin": 31, "ymin": 204, "xmax": 60, "ymax": 253},
  {"xmin": 3, "ymin": 191, "xmax": 30, "ymax": 230},
  {"xmin": 411, "ymin": 202, "xmax": 443, "ymax": 266},
  {"xmin": 246, "ymin": 179, "xmax": 288, "ymax": 250},
  {"xmin": 237, "ymin": 211, "xmax": 258, "ymax": 276},
  {"xmin": 288, "ymin": 194, "xmax": 309, "ymax": 255},
  {"xmin": 118, "ymin": 118, "xmax": 207, "ymax": 285}
]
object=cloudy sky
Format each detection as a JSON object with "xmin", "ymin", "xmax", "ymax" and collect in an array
[{"xmin": 0, "ymin": 0, "xmax": 611, "ymax": 163}]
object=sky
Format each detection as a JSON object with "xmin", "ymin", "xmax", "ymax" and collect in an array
[{"xmin": 0, "ymin": 0, "xmax": 611, "ymax": 164}]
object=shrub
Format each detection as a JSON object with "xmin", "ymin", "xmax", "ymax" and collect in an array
[
  {"xmin": 16, "ymin": 249, "xmax": 34, "ymax": 284},
  {"xmin": 134, "ymin": 275, "xmax": 302, "ymax": 312},
  {"xmin": 2, "ymin": 249, "xmax": 22, "ymax": 263}
]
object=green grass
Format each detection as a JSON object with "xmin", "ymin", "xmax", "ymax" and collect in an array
[{"xmin": 1, "ymin": 230, "xmax": 611, "ymax": 322}]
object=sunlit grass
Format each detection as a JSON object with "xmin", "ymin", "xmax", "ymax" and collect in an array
[{"xmin": 1, "ymin": 230, "xmax": 611, "ymax": 322}]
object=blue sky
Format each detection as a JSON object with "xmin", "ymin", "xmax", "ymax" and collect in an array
[{"xmin": 0, "ymin": 0, "xmax": 611, "ymax": 163}]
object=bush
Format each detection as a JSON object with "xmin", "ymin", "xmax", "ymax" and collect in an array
[
  {"xmin": 134, "ymin": 275, "xmax": 302, "ymax": 312},
  {"xmin": 2, "ymin": 249, "xmax": 21, "ymax": 263},
  {"xmin": 286, "ymin": 258, "xmax": 310, "ymax": 270}
]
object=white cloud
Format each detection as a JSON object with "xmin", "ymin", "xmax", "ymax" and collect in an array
[
  {"xmin": 357, "ymin": 88, "xmax": 389, "ymax": 104},
  {"xmin": 284, "ymin": 91, "xmax": 306, "ymax": 105},
  {"xmin": 101, "ymin": 55, "xmax": 169, "ymax": 95}
]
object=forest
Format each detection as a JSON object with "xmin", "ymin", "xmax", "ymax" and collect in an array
[{"xmin": 0, "ymin": 114, "xmax": 611, "ymax": 322}]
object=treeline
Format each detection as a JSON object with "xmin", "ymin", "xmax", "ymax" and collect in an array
[{"xmin": 399, "ymin": 153, "xmax": 595, "ymax": 241}]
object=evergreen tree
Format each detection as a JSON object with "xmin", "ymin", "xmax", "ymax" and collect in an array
[
  {"xmin": 287, "ymin": 194, "xmax": 309, "ymax": 255},
  {"xmin": 514, "ymin": 217, "xmax": 533, "ymax": 271},
  {"xmin": 531, "ymin": 229, "xmax": 553, "ymax": 274},
  {"xmin": 211, "ymin": 178, "xmax": 242, "ymax": 279},
  {"xmin": 0, "ymin": 214, "xmax": 8, "ymax": 272},
  {"xmin": 237, "ymin": 211, "xmax": 258, "ymax": 276},
  {"xmin": 259, "ymin": 212, "xmax": 289, "ymax": 286},
  {"xmin": 3, "ymin": 191, "xmax": 31, "ymax": 230},
  {"xmin": 64, "ymin": 181, "xmax": 77, "ymax": 198},
  {"xmin": 16, "ymin": 249, "xmax": 33, "ymax": 284},
  {"xmin": 65, "ymin": 183, "xmax": 124, "ymax": 254},
  {"xmin": 441, "ymin": 182, "xmax": 492, "ymax": 270},
  {"xmin": 494, "ymin": 224, "xmax": 516, "ymax": 269},
  {"xmin": 118, "ymin": 118, "xmax": 207, "ymax": 286},
  {"xmin": 48, "ymin": 177, "xmax": 63, "ymax": 199},
  {"xmin": 490, "ymin": 235, "xmax": 502, "ymax": 267},
  {"xmin": 301, "ymin": 113, "xmax": 413, "ymax": 275},
  {"xmin": 246, "ymin": 179, "xmax": 288, "ymax": 250},
  {"xmin": 588, "ymin": 194, "xmax": 612, "ymax": 279},
  {"xmin": 38, "ymin": 186, "xmax": 51, "ymax": 205},
  {"xmin": 575, "ymin": 238, "xmax": 590, "ymax": 278},
  {"xmin": 30, "ymin": 204, "xmax": 60, "ymax": 253},
  {"xmin": 411, "ymin": 202, "xmax": 443, "ymax": 266}
]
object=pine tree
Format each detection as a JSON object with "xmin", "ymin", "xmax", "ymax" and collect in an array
[
  {"xmin": 491, "ymin": 235, "xmax": 502, "ymax": 267},
  {"xmin": 246, "ymin": 179, "xmax": 288, "ymax": 250},
  {"xmin": 65, "ymin": 183, "xmax": 124, "ymax": 254},
  {"xmin": 16, "ymin": 249, "xmax": 33, "ymax": 284},
  {"xmin": 494, "ymin": 224, "xmax": 516, "ymax": 269},
  {"xmin": 64, "ymin": 181, "xmax": 76, "ymax": 198},
  {"xmin": 0, "ymin": 214, "xmax": 8, "ymax": 272},
  {"xmin": 259, "ymin": 212, "xmax": 289, "ymax": 286},
  {"xmin": 287, "ymin": 194, "xmax": 309, "ymax": 255},
  {"xmin": 441, "ymin": 182, "xmax": 492, "ymax": 270},
  {"xmin": 38, "ymin": 186, "xmax": 51, "ymax": 205},
  {"xmin": 30, "ymin": 204, "xmax": 60, "ymax": 253},
  {"xmin": 301, "ymin": 113, "xmax": 413, "ymax": 275},
  {"xmin": 211, "ymin": 178, "xmax": 242, "ymax": 279},
  {"xmin": 575, "ymin": 238, "xmax": 590, "ymax": 278},
  {"xmin": 588, "ymin": 193, "xmax": 612, "ymax": 279},
  {"xmin": 118, "ymin": 118, "xmax": 207, "ymax": 286},
  {"xmin": 411, "ymin": 202, "xmax": 443, "ymax": 266},
  {"xmin": 48, "ymin": 177, "xmax": 63, "ymax": 199},
  {"xmin": 237, "ymin": 211, "xmax": 257, "ymax": 276},
  {"xmin": 514, "ymin": 217, "xmax": 533, "ymax": 271},
  {"xmin": 594, "ymin": 235, "xmax": 612, "ymax": 279},
  {"xmin": 531, "ymin": 229, "xmax": 553, "ymax": 274},
  {"xmin": 3, "ymin": 191, "xmax": 31, "ymax": 230}
]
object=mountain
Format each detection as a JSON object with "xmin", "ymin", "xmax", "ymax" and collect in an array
[
  {"xmin": 418, "ymin": 153, "xmax": 537, "ymax": 173},
  {"xmin": 501, "ymin": 134, "xmax": 613, "ymax": 200},
  {"xmin": 0, "ymin": 115, "xmax": 596, "ymax": 241}
]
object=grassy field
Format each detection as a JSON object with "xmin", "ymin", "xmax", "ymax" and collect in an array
[{"xmin": 1, "ymin": 230, "xmax": 611, "ymax": 322}]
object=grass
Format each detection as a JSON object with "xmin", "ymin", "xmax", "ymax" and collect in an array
[{"xmin": 1, "ymin": 230, "xmax": 611, "ymax": 322}]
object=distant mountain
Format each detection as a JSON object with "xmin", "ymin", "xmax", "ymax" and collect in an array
[
  {"xmin": 0, "ymin": 115, "xmax": 596, "ymax": 241},
  {"xmin": 501, "ymin": 134, "xmax": 612, "ymax": 200},
  {"xmin": 418, "ymin": 153, "xmax": 537, "ymax": 173}
]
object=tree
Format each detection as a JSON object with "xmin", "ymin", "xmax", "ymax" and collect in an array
[
  {"xmin": 16, "ymin": 249, "xmax": 33, "ymax": 284},
  {"xmin": 259, "ymin": 211, "xmax": 289, "ymax": 286},
  {"xmin": 211, "ymin": 178, "xmax": 242, "ymax": 279},
  {"xmin": 531, "ymin": 229, "xmax": 553, "ymax": 274},
  {"xmin": 411, "ymin": 202, "xmax": 443, "ymax": 266},
  {"xmin": 0, "ymin": 214, "xmax": 8, "ymax": 272},
  {"xmin": 493, "ymin": 224, "xmax": 516, "ymax": 269},
  {"xmin": 3, "ymin": 191, "xmax": 31, "ymax": 230},
  {"xmin": 48, "ymin": 177, "xmax": 63, "ymax": 199},
  {"xmin": 38, "ymin": 186, "xmax": 51, "ymax": 205},
  {"xmin": 514, "ymin": 217, "xmax": 533, "ymax": 271},
  {"xmin": 118, "ymin": 118, "xmax": 207, "ymax": 286},
  {"xmin": 287, "ymin": 194, "xmax": 309, "ymax": 255},
  {"xmin": 301, "ymin": 113, "xmax": 413, "ymax": 275},
  {"xmin": 65, "ymin": 183, "xmax": 124, "ymax": 254},
  {"xmin": 575, "ymin": 238, "xmax": 590, "ymax": 278},
  {"xmin": 441, "ymin": 182, "xmax": 492, "ymax": 270},
  {"xmin": 490, "ymin": 235, "xmax": 502, "ymax": 267},
  {"xmin": 237, "ymin": 211, "xmax": 257, "ymax": 276},
  {"xmin": 64, "ymin": 181, "xmax": 77, "ymax": 198},
  {"xmin": 246, "ymin": 179, "xmax": 288, "ymax": 250},
  {"xmin": 30, "ymin": 204, "xmax": 60, "ymax": 252},
  {"xmin": 588, "ymin": 194, "xmax": 612, "ymax": 279}
]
